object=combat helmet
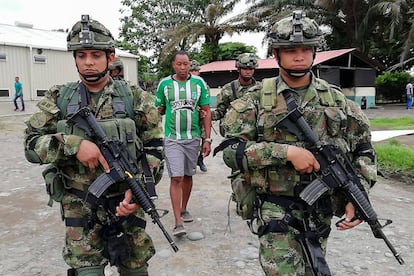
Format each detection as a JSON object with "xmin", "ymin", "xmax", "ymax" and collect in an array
[
  {"xmin": 268, "ymin": 10, "xmax": 322, "ymax": 49},
  {"xmin": 235, "ymin": 53, "xmax": 258, "ymax": 69},
  {"xmin": 109, "ymin": 57, "xmax": 124, "ymax": 70},
  {"xmin": 189, "ymin": 60, "xmax": 201, "ymax": 71},
  {"xmin": 67, "ymin": 14, "xmax": 115, "ymax": 52}
]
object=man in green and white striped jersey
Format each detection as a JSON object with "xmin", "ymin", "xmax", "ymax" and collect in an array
[{"xmin": 155, "ymin": 50, "xmax": 212, "ymax": 236}]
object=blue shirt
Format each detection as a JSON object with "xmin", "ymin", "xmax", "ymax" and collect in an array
[{"xmin": 15, "ymin": 81, "xmax": 23, "ymax": 96}]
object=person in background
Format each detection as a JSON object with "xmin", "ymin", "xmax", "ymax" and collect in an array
[
  {"xmin": 406, "ymin": 81, "xmax": 413, "ymax": 109},
  {"xmin": 13, "ymin": 76, "xmax": 25, "ymax": 112},
  {"xmin": 155, "ymin": 51, "xmax": 212, "ymax": 237},
  {"xmin": 211, "ymin": 53, "xmax": 261, "ymax": 136},
  {"xmin": 189, "ymin": 59, "xmax": 208, "ymax": 172},
  {"xmin": 109, "ymin": 56, "xmax": 125, "ymax": 80},
  {"xmin": 23, "ymin": 15, "xmax": 162, "ymax": 275},
  {"xmin": 218, "ymin": 11, "xmax": 377, "ymax": 275}
]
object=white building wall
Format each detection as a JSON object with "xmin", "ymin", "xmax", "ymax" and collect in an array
[
  {"xmin": 0, "ymin": 45, "xmax": 138, "ymax": 101},
  {"xmin": 0, "ymin": 45, "xmax": 30, "ymax": 100}
]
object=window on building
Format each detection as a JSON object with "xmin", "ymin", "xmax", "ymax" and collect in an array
[
  {"xmin": 0, "ymin": 53, "xmax": 7, "ymax": 62},
  {"xmin": 34, "ymin": 55, "xmax": 47, "ymax": 64},
  {"xmin": 0, "ymin": 89, "xmax": 10, "ymax": 97},
  {"xmin": 36, "ymin": 89, "xmax": 47, "ymax": 97}
]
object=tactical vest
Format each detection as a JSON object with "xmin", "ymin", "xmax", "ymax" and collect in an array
[
  {"xmin": 55, "ymin": 81, "xmax": 142, "ymax": 193},
  {"xmin": 57, "ymin": 80, "xmax": 135, "ymax": 119},
  {"xmin": 251, "ymin": 77, "xmax": 349, "ymax": 196}
]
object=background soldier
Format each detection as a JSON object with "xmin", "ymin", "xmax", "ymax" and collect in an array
[
  {"xmin": 109, "ymin": 56, "xmax": 124, "ymax": 80},
  {"xmin": 218, "ymin": 11, "xmax": 377, "ymax": 275},
  {"xmin": 189, "ymin": 60, "xmax": 208, "ymax": 172},
  {"xmin": 23, "ymin": 15, "xmax": 163, "ymax": 275},
  {"xmin": 211, "ymin": 53, "xmax": 261, "ymax": 129}
]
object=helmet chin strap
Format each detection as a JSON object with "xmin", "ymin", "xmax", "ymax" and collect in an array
[
  {"xmin": 78, "ymin": 67, "xmax": 109, "ymax": 83},
  {"xmin": 276, "ymin": 50, "xmax": 315, "ymax": 78},
  {"xmin": 280, "ymin": 65, "xmax": 311, "ymax": 78}
]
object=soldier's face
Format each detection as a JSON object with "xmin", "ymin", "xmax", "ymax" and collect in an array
[
  {"xmin": 172, "ymin": 54, "xmax": 190, "ymax": 81},
  {"xmin": 74, "ymin": 49, "xmax": 110, "ymax": 76},
  {"xmin": 190, "ymin": 70, "xmax": 200, "ymax": 76},
  {"xmin": 239, "ymin": 68, "xmax": 254, "ymax": 81},
  {"xmin": 276, "ymin": 47, "xmax": 314, "ymax": 71}
]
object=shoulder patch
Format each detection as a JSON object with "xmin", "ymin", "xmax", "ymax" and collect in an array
[{"xmin": 36, "ymin": 98, "xmax": 60, "ymax": 115}]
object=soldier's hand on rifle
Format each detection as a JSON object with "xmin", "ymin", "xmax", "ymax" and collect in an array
[
  {"xmin": 287, "ymin": 146, "xmax": 320, "ymax": 174},
  {"xmin": 116, "ymin": 189, "xmax": 139, "ymax": 217},
  {"xmin": 336, "ymin": 202, "xmax": 362, "ymax": 230},
  {"xmin": 76, "ymin": 140, "xmax": 110, "ymax": 173}
]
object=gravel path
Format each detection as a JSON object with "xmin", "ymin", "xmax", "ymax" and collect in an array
[{"xmin": 0, "ymin": 105, "xmax": 413, "ymax": 276}]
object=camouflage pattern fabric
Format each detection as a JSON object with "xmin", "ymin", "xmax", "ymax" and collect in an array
[
  {"xmin": 62, "ymin": 193, "xmax": 155, "ymax": 268},
  {"xmin": 221, "ymin": 74, "xmax": 377, "ymax": 275},
  {"xmin": 24, "ymin": 78, "xmax": 161, "ymax": 269},
  {"xmin": 211, "ymin": 79, "xmax": 262, "ymax": 121}
]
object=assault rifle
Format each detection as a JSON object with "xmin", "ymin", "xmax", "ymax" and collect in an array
[
  {"xmin": 68, "ymin": 106, "xmax": 178, "ymax": 253},
  {"xmin": 276, "ymin": 105, "xmax": 404, "ymax": 266}
]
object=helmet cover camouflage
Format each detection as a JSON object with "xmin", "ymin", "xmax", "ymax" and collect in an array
[
  {"xmin": 268, "ymin": 10, "xmax": 322, "ymax": 49},
  {"xmin": 67, "ymin": 14, "xmax": 115, "ymax": 51},
  {"xmin": 109, "ymin": 56, "xmax": 124, "ymax": 70},
  {"xmin": 236, "ymin": 53, "xmax": 258, "ymax": 69},
  {"xmin": 189, "ymin": 60, "xmax": 201, "ymax": 71}
]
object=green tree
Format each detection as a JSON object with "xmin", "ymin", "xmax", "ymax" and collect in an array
[
  {"xmin": 243, "ymin": 0, "xmax": 414, "ymax": 68},
  {"xmin": 375, "ymin": 71, "xmax": 413, "ymax": 101},
  {"xmin": 189, "ymin": 42, "xmax": 257, "ymax": 65},
  {"xmin": 162, "ymin": 1, "xmax": 252, "ymax": 62}
]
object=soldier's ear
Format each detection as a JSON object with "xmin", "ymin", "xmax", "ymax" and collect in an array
[
  {"xmin": 108, "ymin": 52, "xmax": 115, "ymax": 63},
  {"xmin": 272, "ymin": 49, "xmax": 278, "ymax": 59}
]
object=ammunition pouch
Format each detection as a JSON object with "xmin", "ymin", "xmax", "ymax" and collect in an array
[
  {"xmin": 42, "ymin": 164, "xmax": 68, "ymax": 207},
  {"xmin": 231, "ymin": 176, "xmax": 258, "ymax": 220}
]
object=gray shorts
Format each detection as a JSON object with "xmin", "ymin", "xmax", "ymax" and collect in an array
[{"xmin": 164, "ymin": 137, "xmax": 201, "ymax": 177}]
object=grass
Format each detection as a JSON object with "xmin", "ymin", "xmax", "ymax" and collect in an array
[
  {"xmin": 370, "ymin": 118, "xmax": 414, "ymax": 178},
  {"xmin": 374, "ymin": 138, "xmax": 414, "ymax": 176},
  {"xmin": 370, "ymin": 117, "xmax": 414, "ymax": 130}
]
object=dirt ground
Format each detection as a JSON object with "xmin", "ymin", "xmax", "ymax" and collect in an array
[{"xmin": 0, "ymin": 103, "xmax": 413, "ymax": 275}]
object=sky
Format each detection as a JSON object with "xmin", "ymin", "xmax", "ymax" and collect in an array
[{"xmin": 0, "ymin": 0, "xmax": 267, "ymax": 58}]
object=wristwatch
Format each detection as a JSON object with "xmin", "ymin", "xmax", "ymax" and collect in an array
[{"xmin": 204, "ymin": 138, "xmax": 212, "ymax": 143}]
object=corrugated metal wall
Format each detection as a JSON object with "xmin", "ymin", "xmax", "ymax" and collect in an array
[
  {"xmin": 0, "ymin": 45, "xmax": 30, "ymax": 99},
  {"xmin": 0, "ymin": 45, "xmax": 138, "ymax": 101}
]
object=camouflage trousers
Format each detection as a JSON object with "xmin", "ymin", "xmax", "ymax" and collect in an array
[
  {"xmin": 257, "ymin": 200, "xmax": 331, "ymax": 276},
  {"xmin": 61, "ymin": 192, "xmax": 155, "ymax": 269}
]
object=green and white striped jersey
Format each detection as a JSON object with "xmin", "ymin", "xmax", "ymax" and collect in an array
[{"xmin": 155, "ymin": 75, "xmax": 210, "ymax": 139}]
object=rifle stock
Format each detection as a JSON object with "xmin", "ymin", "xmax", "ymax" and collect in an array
[
  {"xmin": 68, "ymin": 106, "xmax": 179, "ymax": 253},
  {"xmin": 277, "ymin": 107, "xmax": 404, "ymax": 265}
]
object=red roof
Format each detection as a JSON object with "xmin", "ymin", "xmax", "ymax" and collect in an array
[{"xmin": 200, "ymin": 48, "xmax": 356, "ymax": 72}]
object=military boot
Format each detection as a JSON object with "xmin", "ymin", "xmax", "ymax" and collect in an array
[
  {"xmin": 72, "ymin": 266, "xmax": 105, "ymax": 276},
  {"xmin": 118, "ymin": 264, "xmax": 148, "ymax": 276},
  {"xmin": 197, "ymin": 154, "xmax": 207, "ymax": 172}
]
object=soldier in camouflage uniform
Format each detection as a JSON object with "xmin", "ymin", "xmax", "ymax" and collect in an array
[
  {"xmin": 109, "ymin": 56, "xmax": 125, "ymax": 80},
  {"xmin": 218, "ymin": 11, "xmax": 377, "ymax": 275},
  {"xmin": 23, "ymin": 15, "xmax": 162, "ymax": 276},
  {"xmin": 189, "ymin": 60, "xmax": 208, "ymax": 172},
  {"xmin": 211, "ymin": 53, "xmax": 262, "ymax": 130}
]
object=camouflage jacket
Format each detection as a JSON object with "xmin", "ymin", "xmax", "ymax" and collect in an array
[
  {"xmin": 221, "ymin": 74, "xmax": 377, "ymax": 214},
  {"xmin": 24, "ymin": 78, "xmax": 163, "ymax": 189},
  {"xmin": 211, "ymin": 78, "xmax": 262, "ymax": 121}
]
